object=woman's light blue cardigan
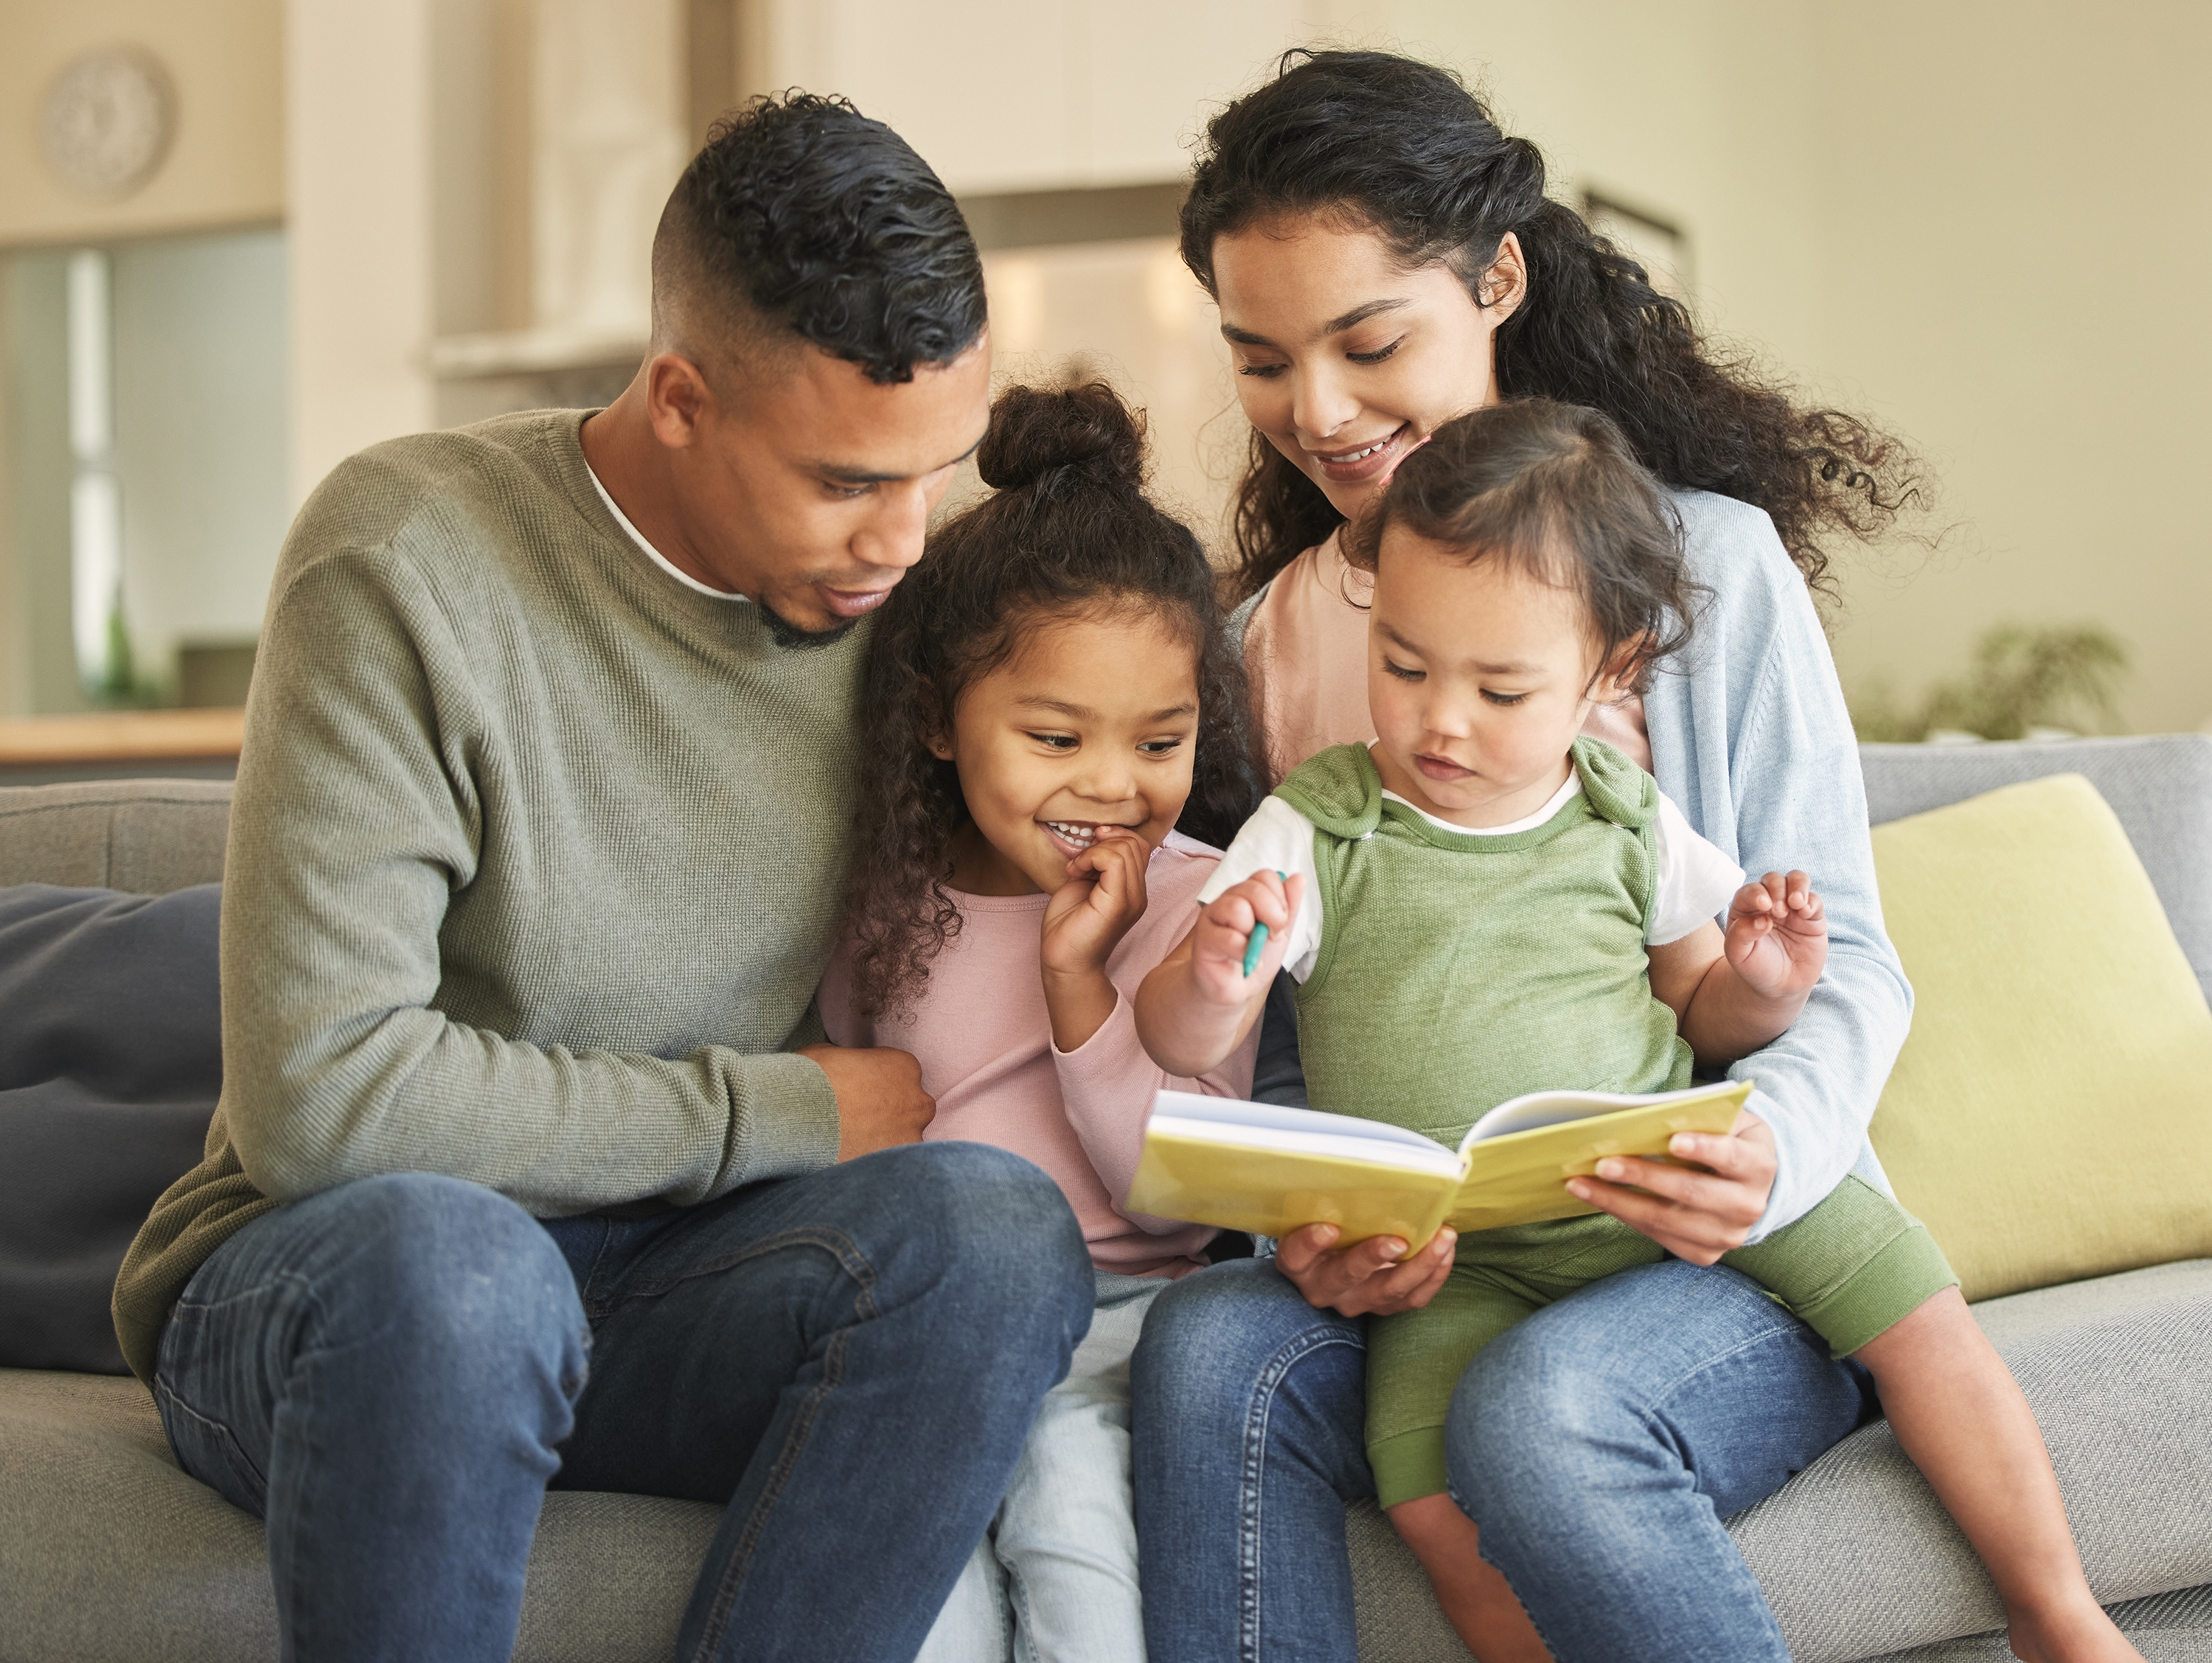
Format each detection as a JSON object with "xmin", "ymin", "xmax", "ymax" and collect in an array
[{"xmin": 1234, "ymin": 489, "xmax": 1912, "ymax": 1238}]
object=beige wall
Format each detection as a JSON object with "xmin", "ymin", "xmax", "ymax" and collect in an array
[
  {"xmin": 1378, "ymin": 2, "xmax": 1828, "ymax": 379},
  {"xmin": 1, "ymin": 1, "xmax": 2205, "ymax": 731},
  {"xmin": 1329, "ymin": 1, "xmax": 2211, "ymax": 733},
  {"xmin": 0, "ymin": 0, "xmax": 283, "ymax": 245},
  {"xmin": 766, "ymin": 0, "xmax": 1312, "ymax": 195},
  {"xmin": 285, "ymin": 0, "xmax": 436, "ymax": 504},
  {"xmin": 1803, "ymin": 4, "xmax": 2212, "ymax": 735}
]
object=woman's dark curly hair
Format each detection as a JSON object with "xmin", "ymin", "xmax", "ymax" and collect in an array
[
  {"xmin": 841, "ymin": 380, "xmax": 1262, "ymax": 1017},
  {"xmin": 1345, "ymin": 400, "xmax": 1700, "ymax": 694},
  {"xmin": 1181, "ymin": 49, "xmax": 1924, "ymax": 603}
]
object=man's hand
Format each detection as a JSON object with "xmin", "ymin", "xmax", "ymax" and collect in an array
[
  {"xmin": 799, "ymin": 1043, "xmax": 936, "ymax": 1162},
  {"xmin": 1565, "ymin": 1109, "xmax": 1776, "ymax": 1263},
  {"xmin": 1725, "ymin": 870, "xmax": 1827, "ymax": 1000},
  {"xmin": 1276, "ymin": 1221, "xmax": 1457, "ymax": 1317}
]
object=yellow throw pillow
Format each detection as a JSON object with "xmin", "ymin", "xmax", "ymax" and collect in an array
[{"xmin": 1868, "ymin": 772, "xmax": 2212, "ymax": 1302}]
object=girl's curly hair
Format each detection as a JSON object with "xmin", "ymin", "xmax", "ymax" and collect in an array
[
  {"xmin": 1181, "ymin": 49, "xmax": 1927, "ymax": 606},
  {"xmin": 1344, "ymin": 399, "xmax": 1701, "ymax": 695},
  {"xmin": 840, "ymin": 380, "xmax": 1262, "ymax": 1017}
]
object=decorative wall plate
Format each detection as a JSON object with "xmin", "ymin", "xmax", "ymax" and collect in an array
[{"xmin": 40, "ymin": 44, "xmax": 176, "ymax": 201}]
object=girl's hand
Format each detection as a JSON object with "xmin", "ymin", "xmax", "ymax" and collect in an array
[
  {"xmin": 1276, "ymin": 1222, "xmax": 1458, "ymax": 1316},
  {"xmin": 1040, "ymin": 828, "xmax": 1150, "ymax": 1052},
  {"xmin": 1725, "ymin": 870, "xmax": 1827, "ymax": 1000},
  {"xmin": 1565, "ymin": 1109, "xmax": 1776, "ymax": 1263},
  {"xmin": 1189, "ymin": 870, "xmax": 1304, "ymax": 1005},
  {"xmin": 1041, "ymin": 827, "xmax": 1152, "ymax": 979}
]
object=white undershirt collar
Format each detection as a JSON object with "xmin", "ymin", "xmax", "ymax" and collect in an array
[
  {"xmin": 1374, "ymin": 747, "xmax": 1582, "ymax": 837},
  {"xmin": 585, "ymin": 461, "xmax": 750, "ymax": 604}
]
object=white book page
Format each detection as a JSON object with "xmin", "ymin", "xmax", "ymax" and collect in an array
[
  {"xmin": 1150, "ymin": 1091, "xmax": 1463, "ymax": 1175},
  {"xmin": 1458, "ymin": 1082, "xmax": 1739, "ymax": 1150},
  {"xmin": 1147, "ymin": 1115, "xmax": 1467, "ymax": 1178}
]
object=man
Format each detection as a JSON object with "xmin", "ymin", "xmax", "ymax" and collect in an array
[{"xmin": 113, "ymin": 94, "xmax": 1094, "ymax": 1662}]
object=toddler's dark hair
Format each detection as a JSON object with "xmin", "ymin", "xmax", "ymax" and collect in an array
[
  {"xmin": 1345, "ymin": 399, "xmax": 1700, "ymax": 692},
  {"xmin": 842, "ymin": 380, "xmax": 1262, "ymax": 1017}
]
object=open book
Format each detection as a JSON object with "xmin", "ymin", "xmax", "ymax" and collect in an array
[{"xmin": 1127, "ymin": 1079, "xmax": 1753, "ymax": 1248}]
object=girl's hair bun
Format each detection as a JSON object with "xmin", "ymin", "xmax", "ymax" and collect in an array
[{"xmin": 975, "ymin": 380, "xmax": 1146, "ymax": 492}]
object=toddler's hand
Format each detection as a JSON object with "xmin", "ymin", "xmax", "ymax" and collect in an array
[
  {"xmin": 1189, "ymin": 870, "xmax": 1304, "ymax": 1005},
  {"xmin": 1725, "ymin": 870, "xmax": 1827, "ymax": 1000},
  {"xmin": 1041, "ymin": 828, "xmax": 1151, "ymax": 978}
]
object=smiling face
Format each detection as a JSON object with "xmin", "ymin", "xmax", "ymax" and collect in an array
[
  {"xmin": 929, "ymin": 605, "xmax": 1202, "ymax": 896},
  {"xmin": 1210, "ymin": 215, "xmax": 1523, "ymax": 522},
  {"xmin": 1366, "ymin": 525, "xmax": 1627, "ymax": 829},
  {"xmin": 645, "ymin": 334, "xmax": 992, "ymax": 632}
]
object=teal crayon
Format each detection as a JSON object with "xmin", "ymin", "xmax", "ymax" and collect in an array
[{"xmin": 1242, "ymin": 871, "xmax": 1290, "ymax": 977}]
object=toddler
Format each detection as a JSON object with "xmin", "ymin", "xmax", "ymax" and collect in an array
[
  {"xmin": 819, "ymin": 380, "xmax": 1262, "ymax": 1663},
  {"xmin": 1136, "ymin": 400, "xmax": 2139, "ymax": 1663}
]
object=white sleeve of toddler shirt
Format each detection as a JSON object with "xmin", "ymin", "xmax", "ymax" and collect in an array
[
  {"xmin": 1646, "ymin": 791, "xmax": 1748, "ymax": 946},
  {"xmin": 1192, "ymin": 796, "xmax": 1326, "ymax": 982}
]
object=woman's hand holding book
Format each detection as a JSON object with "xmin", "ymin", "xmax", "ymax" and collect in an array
[{"xmin": 1277, "ymin": 1221, "xmax": 1460, "ymax": 1317}]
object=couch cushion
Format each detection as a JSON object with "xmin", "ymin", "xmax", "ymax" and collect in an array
[
  {"xmin": 1863, "ymin": 1583, "xmax": 2212, "ymax": 1662},
  {"xmin": 0, "ymin": 779, "xmax": 232, "ymax": 896},
  {"xmin": 1729, "ymin": 1258, "xmax": 2212, "ymax": 1662},
  {"xmin": 1866, "ymin": 774, "xmax": 2212, "ymax": 1302},
  {"xmin": 1345, "ymin": 1261, "xmax": 2212, "ymax": 1663},
  {"xmin": 1348, "ymin": 1496, "xmax": 1471, "ymax": 1662},
  {"xmin": 1860, "ymin": 736, "xmax": 2212, "ymax": 1005},
  {"xmin": 0, "ymin": 1367, "xmax": 723, "ymax": 1663},
  {"xmin": 0, "ymin": 885, "xmax": 224, "ymax": 1373}
]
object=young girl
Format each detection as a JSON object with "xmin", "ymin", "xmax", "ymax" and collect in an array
[
  {"xmin": 1136, "ymin": 400, "xmax": 2140, "ymax": 1663},
  {"xmin": 818, "ymin": 380, "xmax": 1263, "ymax": 1663}
]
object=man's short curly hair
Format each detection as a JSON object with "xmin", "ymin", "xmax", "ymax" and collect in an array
[{"xmin": 653, "ymin": 92, "xmax": 986, "ymax": 385}]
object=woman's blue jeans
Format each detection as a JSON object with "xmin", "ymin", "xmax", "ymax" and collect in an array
[
  {"xmin": 1130, "ymin": 1254, "xmax": 1876, "ymax": 1663},
  {"xmin": 153, "ymin": 1143, "xmax": 1095, "ymax": 1663}
]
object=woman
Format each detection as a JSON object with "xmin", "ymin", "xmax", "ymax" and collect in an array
[{"xmin": 1130, "ymin": 49, "xmax": 1924, "ymax": 1663}]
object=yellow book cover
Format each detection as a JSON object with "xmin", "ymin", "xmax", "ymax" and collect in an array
[{"xmin": 1127, "ymin": 1080, "xmax": 1753, "ymax": 1249}]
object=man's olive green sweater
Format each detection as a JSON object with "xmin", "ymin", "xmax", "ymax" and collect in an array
[{"xmin": 113, "ymin": 411, "xmax": 862, "ymax": 1384}]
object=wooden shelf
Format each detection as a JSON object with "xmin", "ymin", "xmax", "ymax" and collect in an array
[{"xmin": 0, "ymin": 708, "xmax": 246, "ymax": 764}]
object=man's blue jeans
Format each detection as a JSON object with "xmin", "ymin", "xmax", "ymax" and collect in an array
[
  {"xmin": 1130, "ymin": 1255, "xmax": 1876, "ymax": 1663},
  {"xmin": 153, "ymin": 1143, "xmax": 1095, "ymax": 1662}
]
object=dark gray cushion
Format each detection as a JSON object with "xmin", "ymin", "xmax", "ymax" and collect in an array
[{"xmin": 0, "ymin": 885, "xmax": 222, "ymax": 1372}]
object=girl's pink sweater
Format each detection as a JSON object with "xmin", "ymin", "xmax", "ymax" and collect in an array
[{"xmin": 819, "ymin": 833, "xmax": 1256, "ymax": 1277}]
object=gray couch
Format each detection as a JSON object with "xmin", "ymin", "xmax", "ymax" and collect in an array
[{"xmin": 4, "ymin": 738, "xmax": 2210, "ymax": 1662}]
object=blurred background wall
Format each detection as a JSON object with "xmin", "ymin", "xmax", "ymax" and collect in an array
[{"xmin": 0, "ymin": 0, "xmax": 2204, "ymax": 736}]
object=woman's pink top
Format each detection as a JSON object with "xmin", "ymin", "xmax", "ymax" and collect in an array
[
  {"xmin": 818, "ymin": 832, "xmax": 1256, "ymax": 1278},
  {"xmin": 1242, "ymin": 529, "xmax": 1652, "ymax": 784}
]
